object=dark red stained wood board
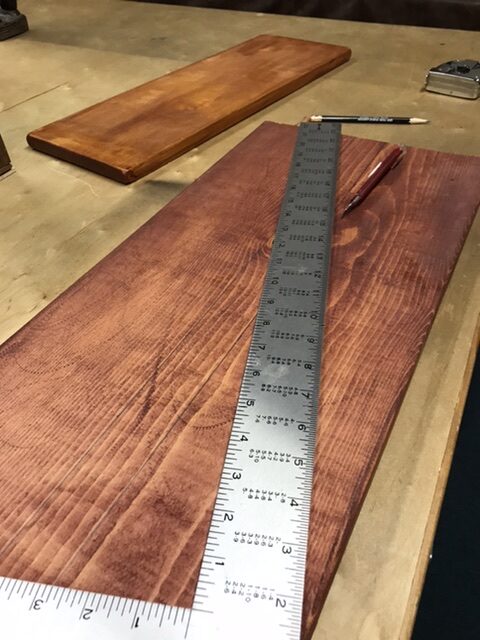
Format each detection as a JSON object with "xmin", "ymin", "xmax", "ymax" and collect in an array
[
  {"xmin": 26, "ymin": 34, "xmax": 351, "ymax": 183},
  {"xmin": 1, "ymin": 123, "xmax": 479, "ymax": 638}
]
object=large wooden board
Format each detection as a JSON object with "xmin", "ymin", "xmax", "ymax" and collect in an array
[
  {"xmin": 1, "ymin": 123, "xmax": 479, "ymax": 638},
  {"xmin": 26, "ymin": 35, "xmax": 350, "ymax": 183}
]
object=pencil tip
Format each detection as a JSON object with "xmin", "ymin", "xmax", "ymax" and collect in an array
[{"xmin": 410, "ymin": 118, "xmax": 429, "ymax": 124}]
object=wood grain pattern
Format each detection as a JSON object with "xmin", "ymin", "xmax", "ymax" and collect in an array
[
  {"xmin": 26, "ymin": 34, "xmax": 350, "ymax": 183},
  {"xmin": 1, "ymin": 123, "xmax": 479, "ymax": 638}
]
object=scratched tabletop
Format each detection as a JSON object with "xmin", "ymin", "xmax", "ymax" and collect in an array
[{"xmin": 1, "ymin": 2, "xmax": 479, "ymax": 638}]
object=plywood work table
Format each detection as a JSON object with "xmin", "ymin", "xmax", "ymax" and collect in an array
[{"xmin": 0, "ymin": 1, "xmax": 479, "ymax": 638}]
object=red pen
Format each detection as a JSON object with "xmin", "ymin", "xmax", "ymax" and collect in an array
[{"xmin": 342, "ymin": 145, "xmax": 406, "ymax": 217}]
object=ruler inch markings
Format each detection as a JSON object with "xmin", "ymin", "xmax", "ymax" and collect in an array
[{"xmin": 188, "ymin": 122, "xmax": 340, "ymax": 640}]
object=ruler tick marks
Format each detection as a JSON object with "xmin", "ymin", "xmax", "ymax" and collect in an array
[{"xmin": 187, "ymin": 123, "xmax": 340, "ymax": 639}]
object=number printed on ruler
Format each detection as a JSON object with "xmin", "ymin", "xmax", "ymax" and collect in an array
[{"xmin": 0, "ymin": 123, "xmax": 340, "ymax": 640}]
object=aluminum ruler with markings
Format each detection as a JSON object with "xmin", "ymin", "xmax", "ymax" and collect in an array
[{"xmin": 0, "ymin": 122, "xmax": 340, "ymax": 640}]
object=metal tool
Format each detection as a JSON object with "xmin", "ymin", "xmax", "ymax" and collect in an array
[
  {"xmin": 0, "ymin": 122, "xmax": 341, "ymax": 640},
  {"xmin": 425, "ymin": 59, "xmax": 480, "ymax": 99},
  {"xmin": 0, "ymin": 133, "xmax": 12, "ymax": 176}
]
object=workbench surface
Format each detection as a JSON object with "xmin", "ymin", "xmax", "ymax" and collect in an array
[{"xmin": 1, "ymin": 2, "xmax": 479, "ymax": 638}]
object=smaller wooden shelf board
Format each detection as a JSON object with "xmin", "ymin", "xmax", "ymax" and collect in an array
[{"xmin": 26, "ymin": 34, "xmax": 351, "ymax": 183}]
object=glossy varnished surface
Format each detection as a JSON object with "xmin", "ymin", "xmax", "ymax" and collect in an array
[
  {"xmin": 26, "ymin": 34, "xmax": 350, "ymax": 182},
  {"xmin": 1, "ymin": 123, "xmax": 479, "ymax": 638}
]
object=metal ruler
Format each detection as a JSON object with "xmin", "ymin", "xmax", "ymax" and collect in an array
[{"xmin": 0, "ymin": 122, "xmax": 340, "ymax": 640}]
